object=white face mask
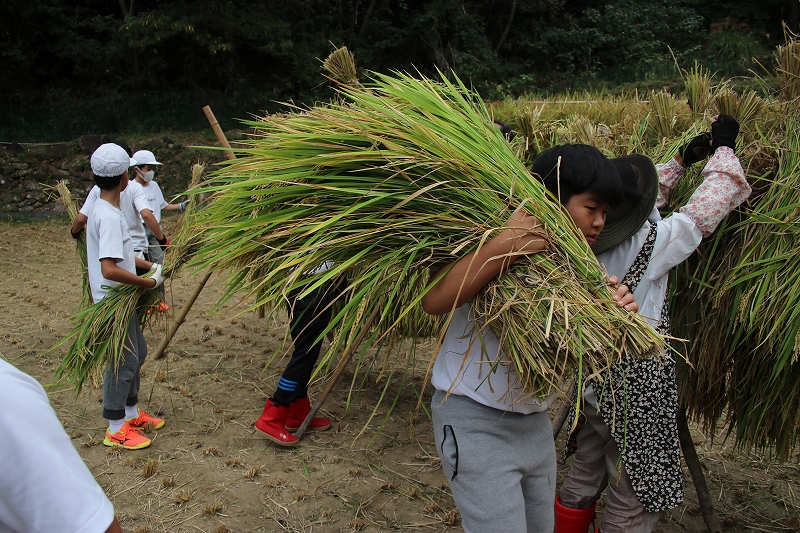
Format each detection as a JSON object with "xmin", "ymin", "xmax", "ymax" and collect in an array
[{"xmin": 141, "ymin": 170, "xmax": 155, "ymax": 182}]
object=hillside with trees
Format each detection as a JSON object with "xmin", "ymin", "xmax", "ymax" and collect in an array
[{"xmin": 1, "ymin": 0, "xmax": 797, "ymax": 140}]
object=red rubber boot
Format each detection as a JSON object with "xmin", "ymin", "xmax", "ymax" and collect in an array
[
  {"xmin": 555, "ymin": 494, "xmax": 596, "ymax": 533},
  {"xmin": 285, "ymin": 396, "xmax": 331, "ymax": 432},
  {"xmin": 255, "ymin": 399, "xmax": 299, "ymax": 446}
]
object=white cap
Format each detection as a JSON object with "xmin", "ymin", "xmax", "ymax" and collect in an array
[
  {"xmin": 132, "ymin": 149, "xmax": 162, "ymax": 166},
  {"xmin": 91, "ymin": 143, "xmax": 137, "ymax": 177}
]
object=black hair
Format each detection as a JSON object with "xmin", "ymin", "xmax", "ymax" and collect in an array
[
  {"xmin": 94, "ymin": 173, "xmax": 124, "ymax": 190},
  {"xmin": 531, "ymin": 144, "xmax": 623, "ymax": 206},
  {"xmin": 493, "ymin": 119, "xmax": 515, "ymax": 141},
  {"xmin": 112, "ymin": 141, "xmax": 133, "ymax": 157}
]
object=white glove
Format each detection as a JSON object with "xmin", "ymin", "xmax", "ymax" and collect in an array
[{"xmin": 148, "ymin": 263, "xmax": 165, "ymax": 288}]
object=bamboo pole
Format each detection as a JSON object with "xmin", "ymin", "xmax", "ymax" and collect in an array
[
  {"xmin": 294, "ymin": 306, "xmax": 381, "ymax": 438},
  {"xmin": 152, "ymin": 105, "xmax": 234, "ymax": 360},
  {"xmin": 202, "ymin": 105, "xmax": 235, "ymax": 160}
]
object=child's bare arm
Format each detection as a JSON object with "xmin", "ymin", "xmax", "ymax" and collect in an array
[
  {"xmin": 421, "ymin": 210, "xmax": 547, "ymax": 315},
  {"xmin": 101, "ymin": 258, "xmax": 157, "ymax": 288},
  {"xmin": 71, "ymin": 213, "xmax": 88, "ymax": 236},
  {"xmin": 134, "ymin": 257, "xmax": 155, "ymax": 270},
  {"xmin": 140, "ymin": 209, "xmax": 165, "ymax": 240}
]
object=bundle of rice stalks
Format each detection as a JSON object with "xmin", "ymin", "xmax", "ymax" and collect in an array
[
  {"xmin": 713, "ymin": 84, "xmax": 738, "ymax": 116},
  {"xmin": 183, "ymin": 68, "xmax": 664, "ymax": 400},
  {"xmin": 322, "ymin": 46, "xmax": 360, "ymax": 88},
  {"xmin": 650, "ymin": 90, "xmax": 678, "ymax": 138},
  {"xmin": 671, "ymin": 116, "xmax": 798, "ymax": 458},
  {"xmin": 49, "ymin": 180, "xmax": 92, "ymax": 308},
  {"xmin": 684, "ymin": 61, "xmax": 715, "ymax": 117}
]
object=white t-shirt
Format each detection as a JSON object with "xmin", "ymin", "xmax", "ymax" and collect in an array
[
  {"xmin": 0, "ymin": 358, "xmax": 115, "ymax": 533},
  {"xmin": 140, "ymin": 181, "xmax": 168, "ymax": 223},
  {"xmin": 80, "ymin": 181, "xmax": 151, "ymax": 251},
  {"xmin": 431, "ymin": 303, "xmax": 554, "ymax": 414},
  {"xmin": 86, "ymin": 198, "xmax": 136, "ymax": 304}
]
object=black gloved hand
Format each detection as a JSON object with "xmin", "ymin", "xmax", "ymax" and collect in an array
[
  {"xmin": 157, "ymin": 235, "xmax": 170, "ymax": 250},
  {"xmin": 711, "ymin": 114, "xmax": 739, "ymax": 153},
  {"xmin": 70, "ymin": 227, "xmax": 83, "ymax": 240},
  {"xmin": 678, "ymin": 132, "xmax": 712, "ymax": 167}
]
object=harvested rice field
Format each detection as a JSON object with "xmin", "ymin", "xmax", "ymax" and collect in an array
[{"xmin": 1, "ymin": 217, "xmax": 798, "ymax": 532}]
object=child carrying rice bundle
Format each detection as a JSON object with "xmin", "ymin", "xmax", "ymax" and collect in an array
[{"xmin": 424, "ymin": 143, "xmax": 640, "ymax": 533}]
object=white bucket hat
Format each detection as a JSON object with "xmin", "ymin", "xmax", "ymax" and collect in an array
[
  {"xmin": 91, "ymin": 143, "xmax": 137, "ymax": 177},
  {"xmin": 132, "ymin": 149, "xmax": 162, "ymax": 166}
]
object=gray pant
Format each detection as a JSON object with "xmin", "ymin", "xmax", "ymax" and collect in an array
[
  {"xmin": 145, "ymin": 231, "xmax": 165, "ymax": 265},
  {"xmin": 102, "ymin": 312, "xmax": 147, "ymax": 420},
  {"xmin": 432, "ymin": 390, "xmax": 556, "ymax": 533},
  {"xmin": 145, "ymin": 232, "xmax": 166, "ymax": 300},
  {"xmin": 560, "ymin": 403, "xmax": 661, "ymax": 533}
]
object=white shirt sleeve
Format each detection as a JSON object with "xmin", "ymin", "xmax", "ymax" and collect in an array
[
  {"xmin": 152, "ymin": 182, "xmax": 168, "ymax": 211},
  {"xmin": 97, "ymin": 209, "xmax": 125, "ymax": 262},
  {"xmin": 129, "ymin": 181, "xmax": 152, "ymax": 214},
  {"xmin": 0, "ymin": 359, "xmax": 115, "ymax": 533},
  {"xmin": 78, "ymin": 186, "xmax": 100, "ymax": 217}
]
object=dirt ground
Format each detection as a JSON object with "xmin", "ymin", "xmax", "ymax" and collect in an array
[{"xmin": 1, "ymin": 217, "xmax": 799, "ymax": 533}]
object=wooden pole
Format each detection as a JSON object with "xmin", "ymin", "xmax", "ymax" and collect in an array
[
  {"xmin": 153, "ymin": 270, "xmax": 213, "ymax": 360},
  {"xmin": 202, "ymin": 105, "xmax": 236, "ymax": 161},
  {"xmin": 152, "ymin": 105, "xmax": 234, "ymax": 360},
  {"xmin": 294, "ymin": 306, "xmax": 381, "ymax": 438},
  {"xmin": 552, "ymin": 380, "xmax": 576, "ymax": 439},
  {"xmin": 678, "ymin": 406, "xmax": 723, "ymax": 533}
]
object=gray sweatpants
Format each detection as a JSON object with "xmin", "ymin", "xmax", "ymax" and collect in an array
[
  {"xmin": 560, "ymin": 403, "xmax": 661, "ymax": 533},
  {"xmin": 102, "ymin": 312, "xmax": 147, "ymax": 420},
  {"xmin": 432, "ymin": 390, "xmax": 556, "ymax": 533}
]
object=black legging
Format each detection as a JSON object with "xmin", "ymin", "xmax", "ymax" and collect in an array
[{"xmin": 272, "ymin": 277, "xmax": 344, "ymax": 406}]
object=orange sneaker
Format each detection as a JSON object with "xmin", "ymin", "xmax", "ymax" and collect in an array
[
  {"xmin": 127, "ymin": 409, "xmax": 165, "ymax": 430},
  {"xmin": 104, "ymin": 422, "xmax": 151, "ymax": 449}
]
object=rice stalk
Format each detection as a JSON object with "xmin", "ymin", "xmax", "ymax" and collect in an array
[{"xmin": 735, "ymin": 90, "xmax": 766, "ymax": 127}]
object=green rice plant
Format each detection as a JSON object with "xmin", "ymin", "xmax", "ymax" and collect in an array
[
  {"xmin": 54, "ymin": 276, "xmax": 161, "ymax": 390},
  {"xmin": 181, "ymin": 68, "xmax": 665, "ymax": 401},
  {"xmin": 734, "ymin": 90, "xmax": 766, "ymax": 128}
]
